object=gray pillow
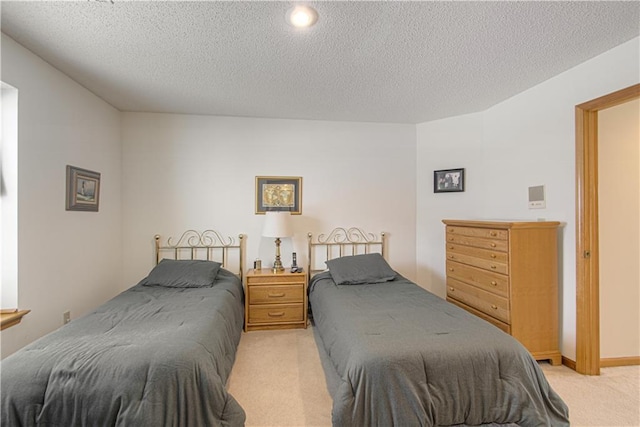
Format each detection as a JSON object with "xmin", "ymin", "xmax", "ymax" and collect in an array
[
  {"xmin": 140, "ymin": 259, "xmax": 222, "ymax": 288},
  {"xmin": 326, "ymin": 253, "xmax": 397, "ymax": 285}
]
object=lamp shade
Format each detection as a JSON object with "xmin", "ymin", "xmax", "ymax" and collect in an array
[{"xmin": 262, "ymin": 212, "xmax": 293, "ymax": 238}]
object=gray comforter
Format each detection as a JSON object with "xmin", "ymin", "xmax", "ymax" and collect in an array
[
  {"xmin": 309, "ymin": 272, "xmax": 569, "ymax": 427},
  {"xmin": 1, "ymin": 269, "xmax": 245, "ymax": 427}
]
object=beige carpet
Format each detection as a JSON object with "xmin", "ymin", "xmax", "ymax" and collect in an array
[{"xmin": 227, "ymin": 327, "xmax": 640, "ymax": 427}]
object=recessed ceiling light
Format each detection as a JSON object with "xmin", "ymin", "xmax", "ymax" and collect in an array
[{"xmin": 286, "ymin": 5, "xmax": 318, "ymax": 28}]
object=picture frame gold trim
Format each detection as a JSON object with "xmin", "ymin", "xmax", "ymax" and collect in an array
[
  {"xmin": 255, "ymin": 176, "xmax": 302, "ymax": 215},
  {"xmin": 66, "ymin": 165, "xmax": 101, "ymax": 212}
]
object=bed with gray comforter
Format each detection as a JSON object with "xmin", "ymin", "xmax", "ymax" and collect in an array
[
  {"xmin": 308, "ymin": 254, "xmax": 569, "ymax": 426},
  {"xmin": 1, "ymin": 263, "xmax": 245, "ymax": 427}
]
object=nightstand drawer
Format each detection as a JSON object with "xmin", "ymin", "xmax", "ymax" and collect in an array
[
  {"xmin": 246, "ymin": 274, "xmax": 304, "ymax": 285},
  {"xmin": 249, "ymin": 285, "xmax": 304, "ymax": 304},
  {"xmin": 248, "ymin": 304, "xmax": 304, "ymax": 324}
]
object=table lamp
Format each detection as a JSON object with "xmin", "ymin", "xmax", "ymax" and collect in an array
[{"xmin": 262, "ymin": 211, "xmax": 293, "ymax": 272}]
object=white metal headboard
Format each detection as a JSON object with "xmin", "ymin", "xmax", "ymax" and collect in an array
[
  {"xmin": 154, "ymin": 230, "xmax": 245, "ymax": 282},
  {"xmin": 307, "ymin": 227, "xmax": 386, "ymax": 279}
]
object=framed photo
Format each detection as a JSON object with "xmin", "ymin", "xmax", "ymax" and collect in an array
[
  {"xmin": 434, "ymin": 168, "xmax": 465, "ymax": 193},
  {"xmin": 255, "ymin": 176, "xmax": 302, "ymax": 214},
  {"xmin": 66, "ymin": 165, "xmax": 101, "ymax": 211}
]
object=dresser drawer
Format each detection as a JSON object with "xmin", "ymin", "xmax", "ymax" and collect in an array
[
  {"xmin": 446, "ymin": 260, "xmax": 509, "ymax": 297},
  {"xmin": 446, "ymin": 243, "xmax": 508, "ymax": 263},
  {"xmin": 446, "ymin": 226, "xmax": 508, "ymax": 240},
  {"xmin": 447, "ymin": 278, "xmax": 510, "ymax": 324},
  {"xmin": 448, "ymin": 297, "xmax": 511, "ymax": 334},
  {"xmin": 248, "ymin": 304, "xmax": 304, "ymax": 324},
  {"xmin": 446, "ymin": 251, "xmax": 508, "ymax": 274},
  {"xmin": 249, "ymin": 285, "xmax": 304, "ymax": 305},
  {"xmin": 445, "ymin": 233, "xmax": 508, "ymax": 252}
]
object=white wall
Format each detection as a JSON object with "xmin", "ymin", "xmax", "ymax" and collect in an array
[
  {"xmin": 0, "ymin": 34, "xmax": 123, "ymax": 358},
  {"xmin": 416, "ymin": 37, "xmax": 640, "ymax": 361},
  {"xmin": 3, "ymin": 27, "xmax": 637, "ymax": 364},
  {"xmin": 121, "ymin": 113, "xmax": 417, "ymax": 288},
  {"xmin": 598, "ymin": 99, "xmax": 640, "ymax": 359}
]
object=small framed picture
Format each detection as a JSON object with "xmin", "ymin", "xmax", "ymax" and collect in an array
[
  {"xmin": 66, "ymin": 165, "xmax": 101, "ymax": 211},
  {"xmin": 434, "ymin": 168, "xmax": 465, "ymax": 193},
  {"xmin": 255, "ymin": 176, "xmax": 302, "ymax": 214}
]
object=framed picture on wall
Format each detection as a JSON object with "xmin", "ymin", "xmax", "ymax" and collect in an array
[
  {"xmin": 434, "ymin": 168, "xmax": 465, "ymax": 193},
  {"xmin": 66, "ymin": 165, "xmax": 101, "ymax": 212},
  {"xmin": 255, "ymin": 176, "xmax": 302, "ymax": 214}
]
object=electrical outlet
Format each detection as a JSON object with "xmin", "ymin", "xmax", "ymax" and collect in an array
[{"xmin": 63, "ymin": 310, "xmax": 71, "ymax": 324}]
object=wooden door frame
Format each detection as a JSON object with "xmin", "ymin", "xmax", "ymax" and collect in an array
[{"xmin": 575, "ymin": 83, "xmax": 640, "ymax": 375}]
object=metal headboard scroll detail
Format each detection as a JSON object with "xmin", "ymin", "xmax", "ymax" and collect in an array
[
  {"xmin": 154, "ymin": 230, "xmax": 245, "ymax": 282},
  {"xmin": 307, "ymin": 227, "xmax": 386, "ymax": 279}
]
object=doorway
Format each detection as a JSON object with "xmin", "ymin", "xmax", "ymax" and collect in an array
[{"xmin": 575, "ymin": 83, "xmax": 640, "ymax": 375}]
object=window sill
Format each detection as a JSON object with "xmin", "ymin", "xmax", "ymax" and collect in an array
[{"xmin": 0, "ymin": 310, "xmax": 30, "ymax": 331}]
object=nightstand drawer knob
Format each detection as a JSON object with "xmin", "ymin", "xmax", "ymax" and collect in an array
[
  {"xmin": 490, "ymin": 254, "xmax": 496, "ymax": 258},
  {"xmin": 268, "ymin": 311, "xmax": 285, "ymax": 317},
  {"xmin": 490, "ymin": 231, "xmax": 497, "ymax": 236},
  {"xmin": 490, "ymin": 243, "xmax": 496, "ymax": 247},
  {"xmin": 490, "ymin": 281, "xmax": 497, "ymax": 286},
  {"xmin": 491, "ymin": 304, "xmax": 498, "ymax": 310},
  {"xmin": 449, "ymin": 255, "xmax": 455, "ymax": 259},
  {"xmin": 490, "ymin": 265, "xmax": 497, "ymax": 269},
  {"xmin": 449, "ymin": 287, "xmax": 454, "ymax": 292},
  {"xmin": 448, "ymin": 268, "xmax": 454, "ymax": 272},
  {"xmin": 268, "ymin": 292, "xmax": 285, "ymax": 298}
]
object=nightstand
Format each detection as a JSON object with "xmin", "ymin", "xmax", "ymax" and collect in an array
[{"xmin": 244, "ymin": 268, "xmax": 308, "ymax": 331}]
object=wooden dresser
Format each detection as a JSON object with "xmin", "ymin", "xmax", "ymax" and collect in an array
[
  {"xmin": 244, "ymin": 268, "xmax": 308, "ymax": 331},
  {"xmin": 442, "ymin": 219, "xmax": 562, "ymax": 365}
]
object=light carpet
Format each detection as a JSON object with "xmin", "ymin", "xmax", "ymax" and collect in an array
[{"xmin": 227, "ymin": 327, "xmax": 640, "ymax": 427}]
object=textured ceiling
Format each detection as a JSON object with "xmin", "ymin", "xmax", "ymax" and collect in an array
[{"xmin": 1, "ymin": 1, "xmax": 638, "ymax": 124}]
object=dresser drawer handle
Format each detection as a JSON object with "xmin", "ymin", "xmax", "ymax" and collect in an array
[
  {"xmin": 490, "ymin": 254, "xmax": 496, "ymax": 258},
  {"xmin": 490, "ymin": 265, "xmax": 497, "ymax": 269},
  {"xmin": 448, "ymin": 268, "xmax": 454, "ymax": 272},
  {"xmin": 449, "ymin": 245, "xmax": 454, "ymax": 249},
  {"xmin": 449, "ymin": 237, "xmax": 454, "ymax": 241},
  {"xmin": 449, "ymin": 255, "xmax": 455, "ymax": 259},
  {"xmin": 449, "ymin": 287, "xmax": 455, "ymax": 292},
  {"xmin": 490, "ymin": 231, "xmax": 497, "ymax": 236},
  {"xmin": 268, "ymin": 292, "xmax": 286, "ymax": 298},
  {"xmin": 490, "ymin": 281, "xmax": 498, "ymax": 286},
  {"xmin": 490, "ymin": 243, "xmax": 496, "ymax": 248},
  {"xmin": 491, "ymin": 304, "xmax": 498, "ymax": 310},
  {"xmin": 268, "ymin": 311, "xmax": 285, "ymax": 317}
]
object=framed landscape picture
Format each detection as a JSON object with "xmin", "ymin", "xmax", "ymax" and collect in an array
[
  {"xmin": 66, "ymin": 165, "xmax": 101, "ymax": 212},
  {"xmin": 434, "ymin": 168, "xmax": 465, "ymax": 193},
  {"xmin": 255, "ymin": 176, "xmax": 302, "ymax": 214}
]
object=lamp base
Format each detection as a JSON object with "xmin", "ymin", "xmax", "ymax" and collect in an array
[
  {"xmin": 272, "ymin": 261, "xmax": 285, "ymax": 272},
  {"xmin": 272, "ymin": 237, "xmax": 285, "ymax": 272}
]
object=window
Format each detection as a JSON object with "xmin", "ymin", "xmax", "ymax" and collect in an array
[{"xmin": 1, "ymin": 82, "xmax": 18, "ymax": 311}]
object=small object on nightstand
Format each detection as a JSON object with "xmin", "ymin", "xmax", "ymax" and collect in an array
[
  {"xmin": 254, "ymin": 259, "xmax": 262, "ymax": 270},
  {"xmin": 291, "ymin": 252, "xmax": 299, "ymax": 272}
]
